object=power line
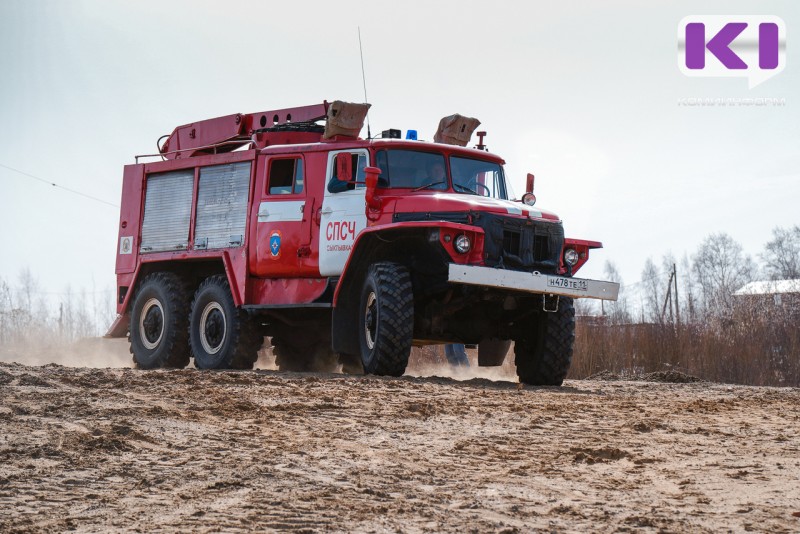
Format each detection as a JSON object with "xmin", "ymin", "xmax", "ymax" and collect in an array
[{"xmin": 0, "ymin": 163, "xmax": 118, "ymax": 208}]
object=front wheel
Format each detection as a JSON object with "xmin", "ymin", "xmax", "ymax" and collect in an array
[
  {"xmin": 189, "ymin": 275, "xmax": 261, "ymax": 369},
  {"xmin": 359, "ymin": 262, "xmax": 413, "ymax": 376},
  {"xmin": 514, "ymin": 297, "xmax": 575, "ymax": 386}
]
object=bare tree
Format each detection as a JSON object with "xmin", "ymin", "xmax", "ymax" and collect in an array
[
  {"xmin": 692, "ymin": 233, "xmax": 755, "ymax": 314},
  {"xmin": 0, "ymin": 276, "xmax": 10, "ymax": 344},
  {"xmin": 641, "ymin": 258, "xmax": 662, "ymax": 323},
  {"xmin": 761, "ymin": 225, "xmax": 800, "ymax": 280},
  {"xmin": 603, "ymin": 260, "xmax": 631, "ymax": 324},
  {"xmin": 679, "ymin": 254, "xmax": 698, "ymax": 323},
  {"xmin": 17, "ymin": 268, "xmax": 37, "ymax": 314},
  {"xmin": 574, "ymin": 296, "xmax": 598, "ymax": 316}
]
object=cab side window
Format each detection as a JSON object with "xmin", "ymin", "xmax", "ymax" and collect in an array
[
  {"xmin": 268, "ymin": 158, "xmax": 304, "ymax": 195},
  {"xmin": 328, "ymin": 152, "xmax": 367, "ymax": 193}
]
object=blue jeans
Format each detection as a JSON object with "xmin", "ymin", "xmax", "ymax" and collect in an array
[{"xmin": 444, "ymin": 344, "xmax": 470, "ymax": 367}]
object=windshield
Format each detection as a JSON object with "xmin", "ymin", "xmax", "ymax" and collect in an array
[
  {"xmin": 450, "ymin": 156, "xmax": 508, "ymax": 200},
  {"xmin": 375, "ymin": 149, "xmax": 448, "ymax": 190},
  {"xmin": 374, "ymin": 149, "xmax": 508, "ymax": 199}
]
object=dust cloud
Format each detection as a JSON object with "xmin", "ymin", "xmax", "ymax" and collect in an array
[
  {"xmin": 406, "ymin": 346, "xmax": 519, "ymax": 382},
  {"xmin": 0, "ymin": 337, "xmax": 133, "ymax": 368},
  {"xmin": 0, "ymin": 339, "xmax": 516, "ymax": 382}
]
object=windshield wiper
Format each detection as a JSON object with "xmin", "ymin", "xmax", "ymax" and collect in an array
[
  {"xmin": 453, "ymin": 183, "xmax": 479, "ymax": 195},
  {"xmin": 413, "ymin": 180, "xmax": 446, "ymax": 192}
]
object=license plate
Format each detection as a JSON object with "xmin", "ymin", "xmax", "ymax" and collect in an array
[{"xmin": 547, "ymin": 277, "xmax": 588, "ymax": 291}]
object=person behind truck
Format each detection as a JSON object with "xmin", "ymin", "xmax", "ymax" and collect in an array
[{"xmin": 445, "ymin": 343, "xmax": 470, "ymax": 367}]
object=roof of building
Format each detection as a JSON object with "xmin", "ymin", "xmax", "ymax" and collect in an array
[{"xmin": 734, "ymin": 279, "xmax": 800, "ymax": 296}]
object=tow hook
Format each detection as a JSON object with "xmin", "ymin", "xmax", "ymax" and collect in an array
[{"xmin": 543, "ymin": 294, "xmax": 559, "ymax": 313}]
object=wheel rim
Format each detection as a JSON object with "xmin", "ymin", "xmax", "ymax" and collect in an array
[
  {"xmin": 200, "ymin": 302, "xmax": 226, "ymax": 355},
  {"xmin": 364, "ymin": 291, "xmax": 377, "ymax": 350},
  {"xmin": 139, "ymin": 298, "xmax": 164, "ymax": 350}
]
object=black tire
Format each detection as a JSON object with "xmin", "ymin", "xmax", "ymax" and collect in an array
[
  {"xmin": 359, "ymin": 262, "xmax": 413, "ymax": 376},
  {"xmin": 129, "ymin": 272, "xmax": 191, "ymax": 369},
  {"xmin": 189, "ymin": 275, "xmax": 261, "ymax": 370},
  {"xmin": 514, "ymin": 297, "xmax": 575, "ymax": 386}
]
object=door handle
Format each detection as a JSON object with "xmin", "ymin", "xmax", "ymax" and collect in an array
[{"xmin": 320, "ymin": 207, "xmax": 333, "ymax": 215}]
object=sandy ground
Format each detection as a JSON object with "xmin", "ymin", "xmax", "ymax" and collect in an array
[{"xmin": 1, "ymin": 345, "xmax": 800, "ymax": 532}]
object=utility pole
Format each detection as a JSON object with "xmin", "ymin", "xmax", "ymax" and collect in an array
[
  {"xmin": 673, "ymin": 263, "xmax": 680, "ymax": 326},
  {"xmin": 661, "ymin": 269, "xmax": 675, "ymax": 323}
]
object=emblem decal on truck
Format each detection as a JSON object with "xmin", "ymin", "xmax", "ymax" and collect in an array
[
  {"xmin": 119, "ymin": 236, "xmax": 133, "ymax": 255},
  {"xmin": 269, "ymin": 230, "xmax": 282, "ymax": 259}
]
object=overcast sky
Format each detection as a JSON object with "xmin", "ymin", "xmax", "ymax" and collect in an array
[{"xmin": 1, "ymin": 0, "xmax": 798, "ymax": 311}]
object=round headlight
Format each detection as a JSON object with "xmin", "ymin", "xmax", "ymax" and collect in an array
[
  {"xmin": 564, "ymin": 248, "xmax": 579, "ymax": 266},
  {"xmin": 521, "ymin": 192, "xmax": 537, "ymax": 206},
  {"xmin": 454, "ymin": 234, "xmax": 472, "ymax": 254}
]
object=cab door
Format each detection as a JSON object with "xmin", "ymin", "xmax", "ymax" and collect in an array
[
  {"xmin": 319, "ymin": 149, "xmax": 368, "ymax": 276},
  {"xmin": 253, "ymin": 155, "xmax": 314, "ymax": 277}
]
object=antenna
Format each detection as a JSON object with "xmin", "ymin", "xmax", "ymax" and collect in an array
[{"xmin": 358, "ymin": 26, "xmax": 371, "ymax": 139}]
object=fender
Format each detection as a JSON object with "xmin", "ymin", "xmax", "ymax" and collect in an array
[
  {"xmin": 105, "ymin": 250, "xmax": 245, "ymax": 338},
  {"xmin": 562, "ymin": 238, "xmax": 602, "ymax": 275},
  {"xmin": 330, "ymin": 220, "xmax": 484, "ymax": 355},
  {"xmin": 332, "ymin": 220, "xmax": 485, "ymax": 307}
]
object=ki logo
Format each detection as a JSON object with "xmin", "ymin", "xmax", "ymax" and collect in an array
[{"xmin": 678, "ymin": 16, "xmax": 786, "ymax": 88}]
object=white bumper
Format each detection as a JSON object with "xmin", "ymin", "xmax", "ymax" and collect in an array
[{"xmin": 448, "ymin": 264, "xmax": 620, "ymax": 301}]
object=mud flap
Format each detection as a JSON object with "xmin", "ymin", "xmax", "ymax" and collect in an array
[
  {"xmin": 332, "ymin": 305, "xmax": 359, "ymax": 356},
  {"xmin": 478, "ymin": 338, "xmax": 512, "ymax": 366},
  {"xmin": 104, "ymin": 313, "xmax": 130, "ymax": 338}
]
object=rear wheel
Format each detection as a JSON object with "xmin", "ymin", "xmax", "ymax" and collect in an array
[
  {"xmin": 129, "ymin": 272, "xmax": 191, "ymax": 369},
  {"xmin": 514, "ymin": 297, "xmax": 575, "ymax": 386},
  {"xmin": 189, "ymin": 275, "xmax": 261, "ymax": 369},
  {"xmin": 358, "ymin": 262, "xmax": 413, "ymax": 376}
]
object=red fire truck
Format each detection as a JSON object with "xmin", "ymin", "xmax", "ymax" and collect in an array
[{"xmin": 106, "ymin": 101, "xmax": 618, "ymax": 385}]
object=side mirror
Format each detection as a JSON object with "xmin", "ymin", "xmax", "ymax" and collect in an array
[
  {"xmin": 526, "ymin": 172, "xmax": 535, "ymax": 194},
  {"xmin": 364, "ymin": 166, "xmax": 382, "ymax": 211},
  {"xmin": 336, "ymin": 153, "xmax": 353, "ymax": 183}
]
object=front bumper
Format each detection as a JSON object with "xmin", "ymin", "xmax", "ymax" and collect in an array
[{"xmin": 448, "ymin": 264, "xmax": 620, "ymax": 301}]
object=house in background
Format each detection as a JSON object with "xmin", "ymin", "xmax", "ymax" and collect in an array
[{"xmin": 734, "ymin": 279, "xmax": 800, "ymax": 307}]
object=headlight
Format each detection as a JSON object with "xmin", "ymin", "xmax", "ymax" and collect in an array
[
  {"xmin": 454, "ymin": 234, "xmax": 471, "ymax": 254},
  {"xmin": 521, "ymin": 192, "xmax": 537, "ymax": 206},
  {"xmin": 564, "ymin": 248, "xmax": 579, "ymax": 266}
]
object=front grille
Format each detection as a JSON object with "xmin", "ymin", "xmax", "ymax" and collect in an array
[
  {"xmin": 481, "ymin": 214, "xmax": 563, "ymax": 273},
  {"xmin": 503, "ymin": 229, "xmax": 522, "ymax": 258},
  {"xmin": 502, "ymin": 229, "xmax": 553, "ymax": 265},
  {"xmin": 391, "ymin": 210, "xmax": 564, "ymax": 273},
  {"xmin": 533, "ymin": 234, "xmax": 550, "ymax": 262}
]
